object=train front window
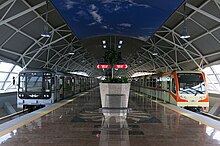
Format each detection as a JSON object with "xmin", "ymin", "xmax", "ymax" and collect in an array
[
  {"xmin": 26, "ymin": 76, "xmax": 42, "ymax": 92},
  {"xmin": 178, "ymin": 73, "xmax": 206, "ymax": 94}
]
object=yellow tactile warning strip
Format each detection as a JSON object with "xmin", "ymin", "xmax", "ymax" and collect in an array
[
  {"xmin": 0, "ymin": 91, "xmax": 91, "ymax": 137},
  {"xmin": 135, "ymin": 92, "xmax": 220, "ymax": 131}
]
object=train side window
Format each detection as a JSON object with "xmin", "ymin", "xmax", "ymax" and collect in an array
[
  {"xmin": 67, "ymin": 79, "xmax": 71, "ymax": 86},
  {"xmin": 150, "ymin": 79, "xmax": 152, "ymax": 87},
  {"xmin": 59, "ymin": 78, "xmax": 63, "ymax": 90},
  {"xmin": 172, "ymin": 78, "xmax": 176, "ymax": 93},
  {"xmin": 51, "ymin": 77, "xmax": 54, "ymax": 85},
  {"xmin": 157, "ymin": 78, "xmax": 161, "ymax": 88},
  {"xmin": 144, "ymin": 77, "xmax": 147, "ymax": 86},
  {"xmin": 59, "ymin": 78, "xmax": 63, "ymax": 85},
  {"xmin": 153, "ymin": 79, "xmax": 156, "ymax": 87},
  {"xmin": 167, "ymin": 81, "xmax": 170, "ymax": 90}
]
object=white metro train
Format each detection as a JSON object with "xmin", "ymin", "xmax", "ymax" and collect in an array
[
  {"xmin": 132, "ymin": 70, "xmax": 209, "ymax": 112},
  {"xmin": 17, "ymin": 69, "xmax": 98, "ymax": 109}
]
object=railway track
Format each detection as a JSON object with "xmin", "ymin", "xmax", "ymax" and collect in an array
[
  {"xmin": 200, "ymin": 111, "xmax": 220, "ymax": 121},
  {"xmin": 0, "ymin": 109, "xmax": 29, "ymax": 124}
]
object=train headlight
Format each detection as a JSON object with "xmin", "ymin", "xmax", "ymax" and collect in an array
[
  {"xmin": 18, "ymin": 94, "xmax": 24, "ymax": 97},
  {"xmin": 44, "ymin": 94, "xmax": 50, "ymax": 98}
]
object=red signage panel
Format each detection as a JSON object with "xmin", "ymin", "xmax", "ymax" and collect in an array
[
  {"xmin": 113, "ymin": 64, "xmax": 128, "ymax": 69},
  {"xmin": 96, "ymin": 64, "xmax": 111, "ymax": 69}
]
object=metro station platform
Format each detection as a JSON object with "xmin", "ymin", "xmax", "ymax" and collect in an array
[{"xmin": 0, "ymin": 88, "xmax": 220, "ymax": 146}]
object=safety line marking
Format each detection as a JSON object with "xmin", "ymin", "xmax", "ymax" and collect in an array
[
  {"xmin": 0, "ymin": 90, "xmax": 92, "ymax": 137},
  {"xmin": 134, "ymin": 92, "xmax": 220, "ymax": 131}
]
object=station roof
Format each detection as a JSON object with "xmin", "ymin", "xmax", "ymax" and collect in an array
[{"xmin": 0, "ymin": 0, "xmax": 220, "ymax": 77}]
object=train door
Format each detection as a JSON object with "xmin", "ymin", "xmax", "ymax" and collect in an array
[
  {"xmin": 89, "ymin": 78, "xmax": 91, "ymax": 89},
  {"xmin": 84, "ymin": 78, "xmax": 86, "ymax": 91},
  {"xmin": 161, "ymin": 76, "xmax": 166, "ymax": 102},
  {"xmin": 51, "ymin": 76, "xmax": 56, "ymax": 102},
  {"xmin": 75, "ymin": 76, "xmax": 79, "ymax": 93},
  {"xmin": 157, "ymin": 77, "xmax": 162, "ymax": 99},
  {"xmin": 167, "ymin": 75, "xmax": 171, "ymax": 103},
  {"xmin": 162, "ymin": 75, "xmax": 170, "ymax": 102},
  {"xmin": 170, "ymin": 75, "xmax": 177, "ymax": 105},
  {"xmin": 72, "ymin": 77, "xmax": 75, "ymax": 95},
  {"xmin": 143, "ymin": 76, "xmax": 147, "ymax": 95},
  {"xmin": 55, "ymin": 76, "xmax": 60, "ymax": 101},
  {"xmin": 79, "ymin": 77, "xmax": 81, "ymax": 92},
  {"xmin": 59, "ymin": 76, "xmax": 64, "ymax": 99}
]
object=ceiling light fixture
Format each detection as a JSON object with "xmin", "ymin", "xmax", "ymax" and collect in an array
[
  {"xmin": 68, "ymin": 44, "xmax": 75, "ymax": 55},
  {"xmin": 68, "ymin": 52, "xmax": 75, "ymax": 55},
  {"xmin": 152, "ymin": 46, "xmax": 158, "ymax": 56},
  {"xmin": 41, "ymin": 0, "xmax": 50, "ymax": 38},
  {"xmin": 180, "ymin": 2, "xmax": 190, "ymax": 39},
  {"xmin": 152, "ymin": 52, "xmax": 158, "ymax": 56}
]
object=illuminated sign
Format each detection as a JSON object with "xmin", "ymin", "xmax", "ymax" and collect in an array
[
  {"xmin": 113, "ymin": 64, "xmax": 128, "ymax": 69},
  {"xmin": 96, "ymin": 64, "xmax": 128, "ymax": 69},
  {"xmin": 96, "ymin": 64, "xmax": 111, "ymax": 69}
]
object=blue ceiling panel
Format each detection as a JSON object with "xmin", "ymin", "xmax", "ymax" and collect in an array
[{"xmin": 51, "ymin": 0, "xmax": 184, "ymax": 40}]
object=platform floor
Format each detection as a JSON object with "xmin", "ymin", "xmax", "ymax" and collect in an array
[{"xmin": 0, "ymin": 88, "xmax": 220, "ymax": 146}]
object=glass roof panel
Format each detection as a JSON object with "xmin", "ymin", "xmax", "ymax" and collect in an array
[
  {"xmin": 207, "ymin": 75, "xmax": 218, "ymax": 84},
  {"xmin": 203, "ymin": 65, "xmax": 220, "ymax": 94},
  {"xmin": 212, "ymin": 64, "xmax": 220, "ymax": 74},
  {"xmin": 203, "ymin": 67, "xmax": 213, "ymax": 74},
  {"xmin": 12, "ymin": 65, "xmax": 22, "ymax": 73},
  {"xmin": 0, "ymin": 62, "xmax": 13, "ymax": 72},
  {"xmin": 0, "ymin": 62, "xmax": 21, "ymax": 92},
  {"xmin": 0, "ymin": 73, "xmax": 8, "ymax": 82},
  {"xmin": 51, "ymin": 0, "xmax": 184, "ymax": 40}
]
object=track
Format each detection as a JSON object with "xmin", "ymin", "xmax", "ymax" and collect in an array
[
  {"xmin": 200, "ymin": 111, "xmax": 220, "ymax": 121},
  {"xmin": 0, "ymin": 109, "xmax": 29, "ymax": 124}
]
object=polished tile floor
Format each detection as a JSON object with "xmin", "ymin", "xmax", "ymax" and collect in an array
[{"xmin": 0, "ymin": 89, "xmax": 220, "ymax": 146}]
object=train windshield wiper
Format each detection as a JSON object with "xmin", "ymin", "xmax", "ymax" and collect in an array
[
  {"xmin": 179, "ymin": 90, "xmax": 192, "ymax": 94},
  {"xmin": 189, "ymin": 87, "xmax": 203, "ymax": 95}
]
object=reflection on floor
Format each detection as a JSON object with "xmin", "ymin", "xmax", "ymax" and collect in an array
[
  {"xmin": 72, "ymin": 110, "xmax": 161, "ymax": 124},
  {"xmin": 0, "ymin": 89, "xmax": 220, "ymax": 146}
]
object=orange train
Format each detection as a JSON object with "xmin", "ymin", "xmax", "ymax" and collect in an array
[{"xmin": 131, "ymin": 71, "xmax": 209, "ymax": 112}]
